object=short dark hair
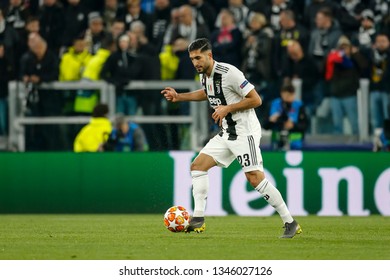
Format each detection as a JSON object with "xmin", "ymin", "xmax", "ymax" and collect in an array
[
  {"xmin": 318, "ymin": 7, "xmax": 333, "ymax": 19},
  {"xmin": 92, "ymin": 104, "xmax": 109, "ymax": 117},
  {"xmin": 188, "ymin": 38, "xmax": 212, "ymax": 53},
  {"xmin": 281, "ymin": 9, "xmax": 295, "ymax": 21},
  {"xmin": 375, "ymin": 32, "xmax": 389, "ymax": 40},
  {"xmin": 281, "ymin": 84, "xmax": 295, "ymax": 94}
]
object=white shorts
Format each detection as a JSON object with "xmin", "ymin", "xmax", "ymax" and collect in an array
[{"xmin": 200, "ymin": 133, "xmax": 264, "ymax": 172}]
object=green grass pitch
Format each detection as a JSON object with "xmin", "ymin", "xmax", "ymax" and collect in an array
[{"xmin": 0, "ymin": 215, "xmax": 389, "ymax": 260}]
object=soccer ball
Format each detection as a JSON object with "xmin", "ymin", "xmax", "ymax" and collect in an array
[{"xmin": 164, "ymin": 205, "xmax": 190, "ymax": 232}]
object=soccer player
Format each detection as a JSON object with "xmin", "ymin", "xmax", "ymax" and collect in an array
[{"xmin": 161, "ymin": 38, "xmax": 302, "ymax": 238}]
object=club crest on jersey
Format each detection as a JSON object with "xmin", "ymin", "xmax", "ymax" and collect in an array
[
  {"xmin": 240, "ymin": 80, "xmax": 249, "ymax": 89},
  {"xmin": 215, "ymin": 80, "xmax": 221, "ymax": 94}
]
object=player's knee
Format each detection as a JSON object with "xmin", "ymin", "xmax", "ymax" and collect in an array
[
  {"xmin": 190, "ymin": 161, "xmax": 203, "ymax": 172},
  {"xmin": 190, "ymin": 154, "xmax": 215, "ymax": 171},
  {"xmin": 245, "ymin": 171, "xmax": 265, "ymax": 187}
]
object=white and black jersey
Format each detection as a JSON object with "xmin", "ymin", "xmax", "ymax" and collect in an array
[{"xmin": 200, "ymin": 61, "xmax": 262, "ymax": 140}]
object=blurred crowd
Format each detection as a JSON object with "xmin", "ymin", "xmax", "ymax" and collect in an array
[{"xmin": 0, "ymin": 0, "xmax": 389, "ymax": 151}]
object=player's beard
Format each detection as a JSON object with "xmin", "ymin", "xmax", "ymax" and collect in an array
[{"xmin": 197, "ymin": 59, "xmax": 211, "ymax": 74}]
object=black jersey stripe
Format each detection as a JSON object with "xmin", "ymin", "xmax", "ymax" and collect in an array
[
  {"xmin": 201, "ymin": 74, "xmax": 207, "ymax": 93},
  {"xmin": 215, "ymin": 65, "xmax": 229, "ymax": 72},
  {"xmin": 213, "ymin": 73, "xmax": 237, "ymax": 140},
  {"xmin": 248, "ymin": 135, "xmax": 258, "ymax": 166},
  {"xmin": 215, "ymin": 65, "xmax": 229, "ymax": 73}
]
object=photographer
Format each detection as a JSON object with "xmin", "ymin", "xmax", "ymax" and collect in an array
[
  {"xmin": 263, "ymin": 84, "xmax": 309, "ymax": 150},
  {"xmin": 104, "ymin": 114, "xmax": 148, "ymax": 152}
]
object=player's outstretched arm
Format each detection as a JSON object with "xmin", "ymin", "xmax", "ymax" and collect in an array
[{"xmin": 161, "ymin": 87, "xmax": 207, "ymax": 102}]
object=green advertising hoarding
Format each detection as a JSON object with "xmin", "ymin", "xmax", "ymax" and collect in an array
[{"xmin": 0, "ymin": 151, "xmax": 389, "ymax": 215}]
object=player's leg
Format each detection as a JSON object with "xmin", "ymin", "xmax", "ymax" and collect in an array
[
  {"xmin": 186, "ymin": 135, "xmax": 234, "ymax": 233},
  {"xmin": 246, "ymin": 170, "xmax": 293, "ymax": 223},
  {"xmin": 229, "ymin": 135, "xmax": 301, "ymax": 238},
  {"xmin": 190, "ymin": 153, "xmax": 216, "ymax": 217},
  {"xmin": 246, "ymin": 170, "xmax": 301, "ymax": 237},
  {"xmin": 185, "ymin": 153, "xmax": 215, "ymax": 233}
]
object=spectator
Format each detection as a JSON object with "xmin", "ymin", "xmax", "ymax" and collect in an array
[
  {"xmin": 210, "ymin": 8, "xmax": 243, "ymax": 68},
  {"xmin": 0, "ymin": 42, "xmax": 12, "ymax": 136},
  {"xmin": 102, "ymin": 0, "xmax": 125, "ymax": 31},
  {"xmin": 282, "ymin": 40, "xmax": 320, "ymax": 116},
  {"xmin": 308, "ymin": 7, "xmax": 343, "ymax": 132},
  {"xmin": 38, "ymin": 0, "xmax": 65, "ymax": 54},
  {"xmin": 188, "ymin": 0, "xmax": 217, "ymax": 34},
  {"xmin": 241, "ymin": 12, "xmax": 275, "ymax": 106},
  {"xmin": 268, "ymin": 0, "xmax": 290, "ymax": 32},
  {"xmin": 101, "ymin": 33, "xmax": 144, "ymax": 115},
  {"xmin": 273, "ymin": 9, "xmax": 309, "ymax": 79},
  {"xmin": 20, "ymin": 32, "xmax": 59, "ymax": 95},
  {"xmin": 18, "ymin": 16, "xmax": 39, "ymax": 56},
  {"xmin": 304, "ymin": 0, "xmax": 337, "ymax": 31},
  {"xmin": 309, "ymin": 8, "xmax": 343, "ymax": 76},
  {"xmin": 75, "ymin": 35, "xmax": 115, "ymax": 115},
  {"xmin": 84, "ymin": 11, "xmax": 109, "ymax": 55},
  {"xmin": 104, "ymin": 114, "xmax": 148, "ymax": 152},
  {"xmin": 61, "ymin": 0, "xmax": 88, "ymax": 49},
  {"xmin": 150, "ymin": 0, "xmax": 171, "ymax": 52},
  {"xmin": 4, "ymin": 0, "xmax": 30, "ymax": 38},
  {"xmin": 336, "ymin": 0, "xmax": 366, "ymax": 38},
  {"xmin": 278, "ymin": 9, "xmax": 309, "ymax": 50},
  {"xmin": 109, "ymin": 18, "xmax": 125, "ymax": 40},
  {"xmin": 353, "ymin": 9, "xmax": 377, "ymax": 50},
  {"xmin": 120, "ymin": 0, "xmax": 152, "ymax": 39},
  {"xmin": 59, "ymin": 36, "xmax": 92, "ymax": 148},
  {"xmin": 325, "ymin": 35, "xmax": 368, "ymax": 135},
  {"xmin": 159, "ymin": 40, "xmax": 179, "ymax": 80},
  {"xmin": 125, "ymin": 26, "xmax": 162, "ymax": 150},
  {"xmin": 216, "ymin": 0, "xmax": 249, "ymax": 34},
  {"xmin": 161, "ymin": 6, "xmax": 179, "ymax": 48},
  {"xmin": 263, "ymin": 83, "xmax": 309, "ymax": 150},
  {"xmin": 168, "ymin": 4, "xmax": 210, "ymax": 44},
  {"xmin": 73, "ymin": 103, "xmax": 112, "ymax": 152},
  {"xmin": 59, "ymin": 36, "xmax": 92, "ymax": 81},
  {"xmin": 0, "ymin": 7, "xmax": 19, "ymax": 80},
  {"xmin": 126, "ymin": 23, "xmax": 161, "ymax": 78},
  {"xmin": 129, "ymin": 19, "xmax": 157, "ymax": 55},
  {"xmin": 367, "ymin": 33, "xmax": 390, "ymax": 134},
  {"xmin": 82, "ymin": 34, "xmax": 115, "ymax": 81},
  {"xmin": 19, "ymin": 33, "xmax": 61, "ymax": 150}
]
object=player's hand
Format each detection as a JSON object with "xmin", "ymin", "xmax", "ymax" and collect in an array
[
  {"xmin": 212, "ymin": 105, "xmax": 229, "ymax": 127},
  {"xmin": 161, "ymin": 87, "xmax": 179, "ymax": 102}
]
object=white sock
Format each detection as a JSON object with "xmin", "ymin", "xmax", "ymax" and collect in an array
[
  {"xmin": 191, "ymin": 170, "xmax": 209, "ymax": 217},
  {"xmin": 255, "ymin": 178, "xmax": 293, "ymax": 224}
]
